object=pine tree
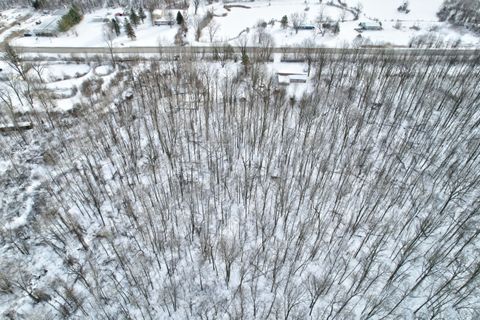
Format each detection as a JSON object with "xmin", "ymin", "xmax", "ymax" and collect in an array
[
  {"xmin": 32, "ymin": 0, "xmax": 44, "ymax": 10},
  {"xmin": 58, "ymin": 5, "xmax": 83, "ymax": 32},
  {"xmin": 241, "ymin": 51, "xmax": 249, "ymax": 73},
  {"xmin": 333, "ymin": 21, "xmax": 340, "ymax": 35},
  {"xmin": 281, "ymin": 15, "xmax": 288, "ymax": 29},
  {"xmin": 176, "ymin": 11, "xmax": 184, "ymax": 25},
  {"xmin": 130, "ymin": 8, "xmax": 139, "ymax": 27},
  {"xmin": 111, "ymin": 18, "xmax": 120, "ymax": 36},
  {"xmin": 124, "ymin": 18, "xmax": 136, "ymax": 39},
  {"xmin": 138, "ymin": 7, "xmax": 146, "ymax": 23}
]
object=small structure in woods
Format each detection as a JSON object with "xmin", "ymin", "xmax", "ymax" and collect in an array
[
  {"xmin": 277, "ymin": 72, "xmax": 308, "ymax": 85},
  {"xmin": 154, "ymin": 19, "xmax": 175, "ymax": 26},
  {"xmin": 0, "ymin": 122, "xmax": 33, "ymax": 132}
]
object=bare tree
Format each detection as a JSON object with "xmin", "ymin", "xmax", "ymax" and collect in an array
[
  {"xmin": 3, "ymin": 44, "xmax": 31, "ymax": 82},
  {"xmin": 103, "ymin": 24, "xmax": 117, "ymax": 67},
  {"xmin": 207, "ymin": 20, "xmax": 219, "ymax": 43},
  {"xmin": 290, "ymin": 12, "xmax": 306, "ymax": 34},
  {"xmin": 193, "ymin": 0, "xmax": 201, "ymax": 15},
  {"xmin": 2, "ymin": 42, "xmax": 480, "ymax": 320}
]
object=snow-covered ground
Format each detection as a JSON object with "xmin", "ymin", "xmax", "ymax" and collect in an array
[
  {"xmin": 1, "ymin": 53, "xmax": 479, "ymax": 319},
  {"xmin": 344, "ymin": 0, "xmax": 443, "ymax": 21},
  {"xmin": 36, "ymin": 63, "xmax": 91, "ymax": 82},
  {"xmin": 2, "ymin": 0, "xmax": 479, "ymax": 48},
  {"xmin": 0, "ymin": 59, "xmax": 119, "ymax": 112},
  {"xmin": 0, "ymin": 8, "xmax": 32, "ymax": 43}
]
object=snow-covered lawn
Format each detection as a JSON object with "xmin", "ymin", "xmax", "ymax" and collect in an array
[
  {"xmin": 94, "ymin": 64, "xmax": 114, "ymax": 76},
  {"xmin": 39, "ymin": 63, "xmax": 91, "ymax": 82},
  {"xmin": 343, "ymin": 0, "xmax": 444, "ymax": 21},
  {"xmin": 195, "ymin": 1, "xmax": 352, "ymax": 43}
]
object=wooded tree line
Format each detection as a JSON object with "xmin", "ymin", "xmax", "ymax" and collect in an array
[
  {"xmin": 438, "ymin": 0, "xmax": 480, "ymax": 34},
  {"xmin": 1, "ymin": 0, "xmax": 187, "ymax": 11},
  {"xmin": 0, "ymin": 48, "xmax": 479, "ymax": 319}
]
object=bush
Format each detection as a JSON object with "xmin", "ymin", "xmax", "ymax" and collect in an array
[{"xmin": 58, "ymin": 6, "xmax": 83, "ymax": 32}]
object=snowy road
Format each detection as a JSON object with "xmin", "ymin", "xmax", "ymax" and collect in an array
[{"xmin": 8, "ymin": 45, "xmax": 480, "ymax": 60}]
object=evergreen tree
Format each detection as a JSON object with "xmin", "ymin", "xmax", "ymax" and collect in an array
[
  {"xmin": 111, "ymin": 18, "xmax": 121, "ymax": 36},
  {"xmin": 333, "ymin": 21, "xmax": 340, "ymax": 35},
  {"xmin": 32, "ymin": 0, "xmax": 44, "ymax": 10},
  {"xmin": 124, "ymin": 18, "xmax": 136, "ymax": 39},
  {"xmin": 280, "ymin": 15, "xmax": 288, "ymax": 29},
  {"xmin": 176, "ymin": 11, "xmax": 184, "ymax": 25},
  {"xmin": 58, "ymin": 5, "xmax": 83, "ymax": 32},
  {"xmin": 138, "ymin": 7, "xmax": 146, "ymax": 23},
  {"xmin": 130, "ymin": 8, "xmax": 139, "ymax": 27},
  {"xmin": 241, "ymin": 51, "xmax": 249, "ymax": 73}
]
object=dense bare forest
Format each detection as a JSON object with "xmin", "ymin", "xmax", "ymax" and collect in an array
[
  {"xmin": 437, "ymin": 0, "xmax": 480, "ymax": 34},
  {"xmin": 0, "ymin": 0, "xmax": 185, "ymax": 11},
  {"xmin": 1, "ymin": 48, "xmax": 480, "ymax": 319}
]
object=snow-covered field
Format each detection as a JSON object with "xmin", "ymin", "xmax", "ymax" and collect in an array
[
  {"xmin": 2, "ymin": 0, "xmax": 478, "ymax": 48},
  {"xmin": 37, "ymin": 63, "xmax": 91, "ymax": 82},
  {"xmin": 0, "ymin": 60, "xmax": 118, "ymax": 111},
  {"xmin": 344, "ymin": 0, "xmax": 443, "ymax": 21}
]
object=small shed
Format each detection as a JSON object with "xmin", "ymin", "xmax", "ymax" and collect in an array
[
  {"xmin": 277, "ymin": 73, "xmax": 308, "ymax": 85},
  {"xmin": 297, "ymin": 24, "xmax": 315, "ymax": 30},
  {"xmin": 358, "ymin": 21, "xmax": 382, "ymax": 31},
  {"xmin": 289, "ymin": 74, "xmax": 308, "ymax": 83},
  {"xmin": 0, "ymin": 121, "xmax": 33, "ymax": 132},
  {"xmin": 154, "ymin": 19, "xmax": 175, "ymax": 26},
  {"xmin": 91, "ymin": 16, "xmax": 109, "ymax": 23}
]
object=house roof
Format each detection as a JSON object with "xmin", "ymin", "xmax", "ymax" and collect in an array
[
  {"xmin": 277, "ymin": 73, "xmax": 308, "ymax": 84},
  {"xmin": 33, "ymin": 12, "xmax": 65, "ymax": 33},
  {"xmin": 278, "ymin": 75, "xmax": 290, "ymax": 84}
]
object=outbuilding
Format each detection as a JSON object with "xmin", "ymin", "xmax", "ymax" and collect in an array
[
  {"xmin": 154, "ymin": 19, "xmax": 175, "ymax": 26},
  {"xmin": 358, "ymin": 21, "xmax": 382, "ymax": 31},
  {"xmin": 297, "ymin": 24, "xmax": 315, "ymax": 30}
]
